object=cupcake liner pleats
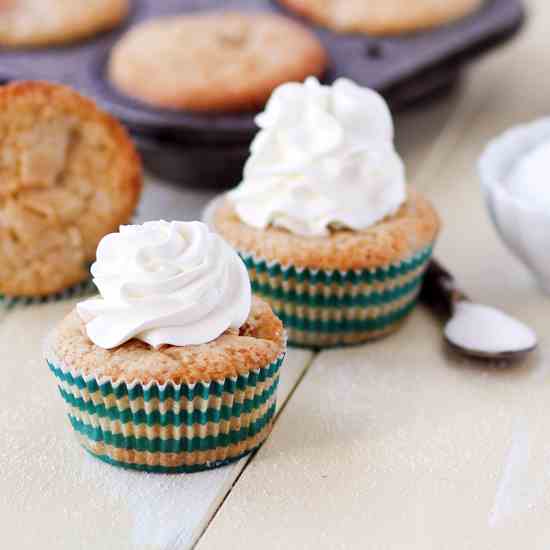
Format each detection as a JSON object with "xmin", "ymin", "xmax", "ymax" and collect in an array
[
  {"xmin": 1, "ymin": 278, "xmax": 96, "ymax": 310},
  {"xmin": 239, "ymin": 245, "xmax": 435, "ymax": 349},
  {"xmin": 46, "ymin": 351, "xmax": 285, "ymax": 473}
]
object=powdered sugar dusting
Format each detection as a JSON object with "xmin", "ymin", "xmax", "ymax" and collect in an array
[{"xmin": 79, "ymin": 454, "xmax": 245, "ymax": 549}]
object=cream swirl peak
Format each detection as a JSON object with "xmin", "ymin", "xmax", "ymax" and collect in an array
[
  {"xmin": 228, "ymin": 77, "xmax": 406, "ymax": 237},
  {"xmin": 77, "ymin": 221, "xmax": 251, "ymax": 349}
]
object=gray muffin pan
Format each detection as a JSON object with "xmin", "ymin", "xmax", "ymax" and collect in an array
[{"xmin": 0, "ymin": 0, "xmax": 524, "ymax": 184}]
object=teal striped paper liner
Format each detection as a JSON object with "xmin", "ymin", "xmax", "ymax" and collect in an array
[
  {"xmin": 46, "ymin": 348, "xmax": 285, "ymax": 474},
  {"xmin": 0, "ymin": 278, "xmax": 95, "ymax": 310},
  {"xmin": 83, "ymin": 445, "xmax": 265, "ymax": 474},
  {"xmin": 239, "ymin": 244, "xmax": 435, "ymax": 349}
]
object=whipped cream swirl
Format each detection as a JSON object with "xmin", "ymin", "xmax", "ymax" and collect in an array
[
  {"xmin": 77, "ymin": 221, "xmax": 251, "ymax": 349},
  {"xmin": 228, "ymin": 77, "xmax": 406, "ymax": 237}
]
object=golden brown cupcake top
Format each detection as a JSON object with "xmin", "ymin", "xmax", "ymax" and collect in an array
[
  {"xmin": 214, "ymin": 188, "xmax": 440, "ymax": 271},
  {"xmin": 51, "ymin": 297, "xmax": 285, "ymax": 385}
]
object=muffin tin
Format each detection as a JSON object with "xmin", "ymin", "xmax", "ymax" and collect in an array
[{"xmin": 0, "ymin": 0, "xmax": 524, "ymax": 185}]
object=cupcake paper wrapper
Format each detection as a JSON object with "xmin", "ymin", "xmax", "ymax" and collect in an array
[
  {"xmin": 239, "ymin": 245, "xmax": 434, "ymax": 349},
  {"xmin": 46, "ymin": 350, "xmax": 285, "ymax": 473},
  {"xmin": 1, "ymin": 278, "xmax": 96, "ymax": 310}
]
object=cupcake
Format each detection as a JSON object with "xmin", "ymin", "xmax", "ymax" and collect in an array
[
  {"xmin": 0, "ymin": 81, "xmax": 142, "ymax": 305},
  {"xmin": 46, "ymin": 221, "xmax": 286, "ymax": 473},
  {"xmin": 208, "ymin": 77, "xmax": 440, "ymax": 349}
]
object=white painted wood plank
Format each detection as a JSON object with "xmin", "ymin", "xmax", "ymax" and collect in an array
[
  {"xmin": 136, "ymin": 174, "xmax": 219, "ymax": 225},
  {"xmin": 197, "ymin": 3, "xmax": 550, "ymax": 548},
  {"xmin": 198, "ymin": 308, "xmax": 550, "ymax": 550},
  {"xmin": 394, "ymin": 86, "xmax": 462, "ymax": 182}
]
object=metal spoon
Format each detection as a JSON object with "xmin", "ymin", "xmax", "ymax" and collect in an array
[{"xmin": 420, "ymin": 260, "xmax": 538, "ymax": 361}]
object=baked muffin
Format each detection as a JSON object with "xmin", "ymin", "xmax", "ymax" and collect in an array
[
  {"xmin": 208, "ymin": 77, "xmax": 440, "ymax": 348},
  {"xmin": 278, "ymin": 0, "xmax": 484, "ymax": 35},
  {"xmin": 46, "ymin": 221, "xmax": 286, "ymax": 473},
  {"xmin": 108, "ymin": 11, "xmax": 327, "ymax": 112},
  {"xmin": 0, "ymin": 81, "xmax": 142, "ymax": 300},
  {"xmin": 0, "ymin": 0, "xmax": 129, "ymax": 47}
]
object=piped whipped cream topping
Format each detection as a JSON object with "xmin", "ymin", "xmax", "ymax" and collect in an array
[
  {"xmin": 228, "ymin": 77, "xmax": 406, "ymax": 237},
  {"xmin": 77, "ymin": 221, "xmax": 251, "ymax": 349}
]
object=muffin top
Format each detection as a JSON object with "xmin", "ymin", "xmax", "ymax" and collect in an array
[
  {"xmin": 108, "ymin": 11, "xmax": 327, "ymax": 112},
  {"xmin": 214, "ymin": 188, "xmax": 440, "ymax": 271},
  {"xmin": 0, "ymin": 0, "xmax": 129, "ymax": 47},
  {"xmin": 278, "ymin": 0, "xmax": 483, "ymax": 35},
  {"xmin": 51, "ymin": 296, "xmax": 285, "ymax": 385},
  {"xmin": 0, "ymin": 81, "xmax": 142, "ymax": 297}
]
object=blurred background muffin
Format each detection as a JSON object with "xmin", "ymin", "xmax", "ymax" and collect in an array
[
  {"xmin": 0, "ymin": 0, "xmax": 130, "ymax": 47},
  {"xmin": 0, "ymin": 81, "xmax": 142, "ymax": 298},
  {"xmin": 0, "ymin": 1, "xmax": 521, "ymax": 187},
  {"xmin": 108, "ymin": 11, "xmax": 327, "ymax": 112},
  {"xmin": 278, "ymin": 0, "xmax": 484, "ymax": 35}
]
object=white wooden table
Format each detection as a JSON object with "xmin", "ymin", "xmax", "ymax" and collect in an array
[{"xmin": 2, "ymin": 1, "xmax": 550, "ymax": 547}]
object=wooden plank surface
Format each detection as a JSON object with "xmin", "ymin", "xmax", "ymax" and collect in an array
[{"xmin": 197, "ymin": 2, "xmax": 550, "ymax": 548}]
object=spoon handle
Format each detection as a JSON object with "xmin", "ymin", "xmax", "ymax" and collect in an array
[{"xmin": 419, "ymin": 259, "xmax": 469, "ymax": 318}]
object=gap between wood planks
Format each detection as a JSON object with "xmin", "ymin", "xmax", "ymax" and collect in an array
[{"xmin": 188, "ymin": 351, "xmax": 318, "ymax": 550}]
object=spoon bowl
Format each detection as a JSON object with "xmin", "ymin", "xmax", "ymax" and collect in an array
[
  {"xmin": 421, "ymin": 260, "xmax": 538, "ymax": 362},
  {"xmin": 444, "ymin": 335, "xmax": 537, "ymax": 362}
]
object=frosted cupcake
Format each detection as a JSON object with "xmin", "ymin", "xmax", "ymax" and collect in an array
[
  {"xmin": 46, "ymin": 221, "xmax": 286, "ymax": 473},
  {"xmin": 209, "ymin": 77, "xmax": 440, "ymax": 348}
]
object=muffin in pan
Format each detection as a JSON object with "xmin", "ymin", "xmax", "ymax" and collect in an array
[
  {"xmin": 278, "ymin": 0, "xmax": 484, "ymax": 36},
  {"xmin": 0, "ymin": 81, "xmax": 142, "ymax": 302},
  {"xmin": 108, "ymin": 11, "xmax": 327, "ymax": 112},
  {"xmin": 208, "ymin": 77, "xmax": 440, "ymax": 349},
  {"xmin": 0, "ymin": 0, "xmax": 130, "ymax": 48},
  {"xmin": 46, "ymin": 220, "xmax": 286, "ymax": 473}
]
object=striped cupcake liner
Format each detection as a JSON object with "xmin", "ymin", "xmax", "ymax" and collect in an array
[
  {"xmin": 1, "ymin": 278, "xmax": 96, "ymax": 310},
  {"xmin": 239, "ymin": 245, "xmax": 434, "ymax": 349},
  {"xmin": 46, "ymin": 350, "xmax": 285, "ymax": 473}
]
